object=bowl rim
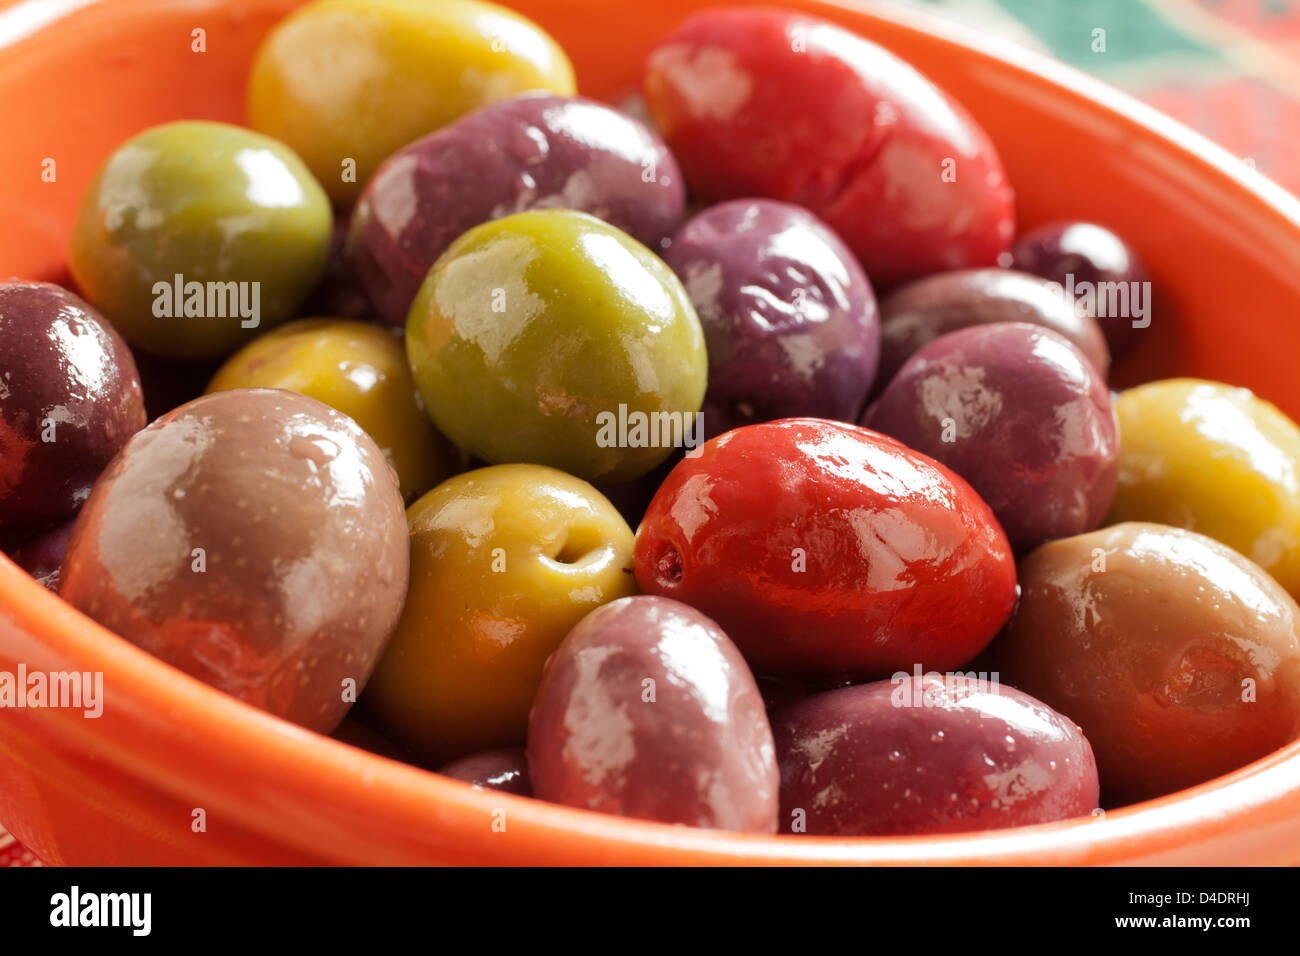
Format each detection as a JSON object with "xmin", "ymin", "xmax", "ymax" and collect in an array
[{"xmin": 3, "ymin": 0, "xmax": 1300, "ymax": 865}]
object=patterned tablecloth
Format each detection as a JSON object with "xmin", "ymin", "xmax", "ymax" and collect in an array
[
  {"xmin": 0, "ymin": 825, "xmax": 40, "ymax": 867},
  {"xmin": 898, "ymin": 0, "xmax": 1300, "ymax": 195},
  {"xmin": 3, "ymin": 0, "xmax": 1295, "ymax": 867}
]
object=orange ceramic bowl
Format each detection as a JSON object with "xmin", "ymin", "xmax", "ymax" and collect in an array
[{"xmin": 3, "ymin": 0, "xmax": 1300, "ymax": 866}]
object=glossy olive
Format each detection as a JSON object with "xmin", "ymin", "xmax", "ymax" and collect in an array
[
  {"xmin": 527, "ymin": 595, "xmax": 779, "ymax": 832},
  {"xmin": 0, "ymin": 281, "xmax": 146, "ymax": 528},
  {"xmin": 642, "ymin": 7, "xmax": 1015, "ymax": 287},
  {"xmin": 7, "ymin": 517, "xmax": 76, "ymax": 591},
  {"xmin": 363, "ymin": 464, "xmax": 637, "ymax": 766},
  {"xmin": 1010, "ymin": 221, "xmax": 1151, "ymax": 358},
  {"xmin": 405, "ymin": 209, "xmax": 707, "ymax": 483},
  {"xmin": 863, "ymin": 323, "xmax": 1119, "ymax": 553},
  {"xmin": 996, "ymin": 522, "xmax": 1300, "ymax": 804},
  {"xmin": 59, "ymin": 389, "xmax": 409, "ymax": 733},
  {"xmin": 247, "ymin": 0, "xmax": 576, "ymax": 206},
  {"xmin": 207, "ymin": 318, "xmax": 456, "ymax": 500},
  {"xmin": 633, "ymin": 419, "xmax": 1018, "ymax": 682},
  {"xmin": 68, "ymin": 121, "xmax": 332, "ymax": 361},
  {"xmin": 439, "ymin": 748, "xmax": 532, "ymax": 796},
  {"xmin": 663, "ymin": 199, "xmax": 880, "ymax": 438},
  {"xmin": 773, "ymin": 676, "xmax": 1099, "ymax": 835},
  {"xmin": 1107, "ymin": 379, "xmax": 1300, "ymax": 599}
]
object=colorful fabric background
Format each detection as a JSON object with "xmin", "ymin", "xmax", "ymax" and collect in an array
[
  {"xmin": 3, "ymin": 0, "xmax": 1294, "ymax": 868},
  {"xmin": 897, "ymin": 0, "xmax": 1300, "ymax": 195}
]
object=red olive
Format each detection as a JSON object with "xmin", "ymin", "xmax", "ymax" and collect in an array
[
  {"xmin": 643, "ymin": 7, "xmax": 1015, "ymax": 288},
  {"xmin": 633, "ymin": 418, "xmax": 1017, "ymax": 682}
]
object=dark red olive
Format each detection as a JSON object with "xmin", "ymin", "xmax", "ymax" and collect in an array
[
  {"xmin": 773, "ymin": 675, "xmax": 1100, "ymax": 835},
  {"xmin": 7, "ymin": 516, "xmax": 76, "ymax": 590},
  {"xmin": 663, "ymin": 199, "xmax": 879, "ymax": 437},
  {"xmin": 0, "ymin": 281, "xmax": 146, "ymax": 528},
  {"xmin": 1010, "ymin": 221, "xmax": 1151, "ymax": 358},
  {"xmin": 527, "ymin": 595, "xmax": 778, "ymax": 832}
]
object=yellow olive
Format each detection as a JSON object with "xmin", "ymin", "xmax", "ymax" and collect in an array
[
  {"xmin": 206, "ymin": 318, "xmax": 455, "ymax": 500},
  {"xmin": 363, "ymin": 464, "xmax": 637, "ymax": 765},
  {"xmin": 1108, "ymin": 378, "xmax": 1300, "ymax": 597},
  {"xmin": 247, "ymin": 0, "xmax": 576, "ymax": 205}
]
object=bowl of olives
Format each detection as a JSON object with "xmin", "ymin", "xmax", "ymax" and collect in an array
[{"xmin": 2, "ymin": 0, "xmax": 1300, "ymax": 865}]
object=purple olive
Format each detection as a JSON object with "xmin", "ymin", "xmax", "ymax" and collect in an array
[
  {"xmin": 664, "ymin": 199, "xmax": 879, "ymax": 438},
  {"xmin": 349, "ymin": 94, "xmax": 685, "ymax": 326},
  {"xmin": 440, "ymin": 748, "xmax": 532, "ymax": 796},
  {"xmin": 1011, "ymin": 221, "xmax": 1150, "ymax": 358},
  {"xmin": 527, "ymin": 595, "xmax": 778, "ymax": 832},
  {"xmin": 863, "ymin": 322, "xmax": 1119, "ymax": 554},
  {"xmin": 876, "ymin": 268, "xmax": 1109, "ymax": 391},
  {"xmin": 0, "ymin": 281, "xmax": 146, "ymax": 528},
  {"xmin": 773, "ymin": 674, "xmax": 1100, "ymax": 836}
]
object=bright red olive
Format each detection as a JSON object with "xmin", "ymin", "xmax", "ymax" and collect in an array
[
  {"xmin": 633, "ymin": 418, "xmax": 1017, "ymax": 682},
  {"xmin": 642, "ymin": 7, "xmax": 1015, "ymax": 288}
]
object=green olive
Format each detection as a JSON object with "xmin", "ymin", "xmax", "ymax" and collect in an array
[
  {"xmin": 405, "ymin": 209, "xmax": 708, "ymax": 483},
  {"xmin": 68, "ymin": 121, "xmax": 331, "ymax": 361}
]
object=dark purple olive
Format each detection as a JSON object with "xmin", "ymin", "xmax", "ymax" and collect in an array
[
  {"xmin": 440, "ymin": 748, "xmax": 532, "ymax": 796},
  {"xmin": 1010, "ymin": 221, "xmax": 1150, "ymax": 358},
  {"xmin": 863, "ymin": 322, "xmax": 1119, "ymax": 554},
  {"xmin": 527, "ymin": 595, "xmax": 778, "ymax": 832},
  {"xmin": 772, "ymin": 674, "xmax": 1100, "ymax": 836},
  {"xmin": 8, "ymin": 516, "xmax": 76, "ymax": 590},
  {"xmin": 0, "ymin": 281, "xmax": 146, "ymax": 528},
  {"xmin": 876, "ymin": 268, "xmax": 1109, "ymax": 391},
  {"xmin": 59, "ymin": 388, "xmax": 409, "ymax": 733},
  {"xmin": 664, "ymin": 199, "xmax": 879, "ymax": 438},
  {"xmin": 349, "ymin": 94, "xmax": 685, "ymax": 327}
]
